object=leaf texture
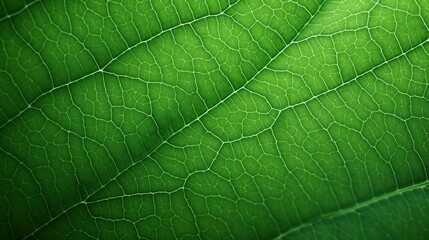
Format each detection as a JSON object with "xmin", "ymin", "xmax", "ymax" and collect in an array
[{"xmin": 1, "ymin": 0, "xmax": 429, "ymax": 239}]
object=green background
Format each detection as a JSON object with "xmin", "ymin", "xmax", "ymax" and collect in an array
[{"xmin": 1, "ymin": 0, "xmax": 429, "ymax": 239}]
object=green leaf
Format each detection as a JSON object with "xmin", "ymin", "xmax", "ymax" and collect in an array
[{"xmin": 1, "ymin": 0, "xmax": 429, "ymax": 239}]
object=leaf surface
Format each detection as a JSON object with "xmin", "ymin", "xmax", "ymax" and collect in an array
[{"xmin": 1, "ymin": 0, "xmax": 429, "ymax": 239}]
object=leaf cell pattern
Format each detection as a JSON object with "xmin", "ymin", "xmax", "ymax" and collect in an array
[{"xmin": 1, "ymin": 0, "xmax": 429, "ymax": 239}]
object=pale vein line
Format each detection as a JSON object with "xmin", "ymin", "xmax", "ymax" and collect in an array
[
  {"xmin": 276, "ymin": 39, "xmax": 429, "ymax": 114},
  {"xmin": 0, "ymin": 0, "xmax": 240, "ymax": 130},
  {"xmin": 274, "ymin": 179, "xmax": 429, "ymax": 239},
  {"xmin": 0, "ymin": 0, "xmax": 41, "ymax": 22}
]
